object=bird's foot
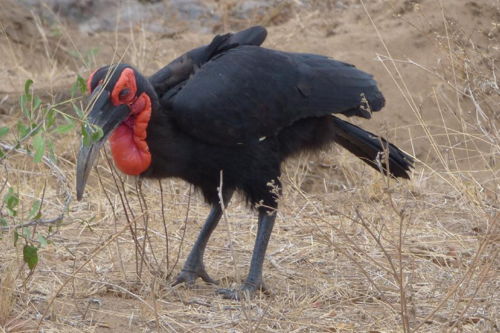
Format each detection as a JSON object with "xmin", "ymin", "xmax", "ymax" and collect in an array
[
  {"xmin": 216, "ymin": 279, "xmax": 269, "ymax": 300},
  {"xmin": 172, "ymin": 264, "xmax": 218, "ymax": 288}
]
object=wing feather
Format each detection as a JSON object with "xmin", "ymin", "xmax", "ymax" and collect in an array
[
  {"xmin": 149, "ymin": 26, "xmax": 267, "ymax": 97},
  {"xmin": 168, "ymin": 46, "xmax": 385, "ymax": 146}
]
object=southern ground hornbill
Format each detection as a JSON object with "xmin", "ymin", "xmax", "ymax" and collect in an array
[{"xmin": 76, "ymin": 26, "xmax": 414, "ymax": 299}]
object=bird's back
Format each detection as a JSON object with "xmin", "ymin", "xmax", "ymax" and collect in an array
[{"xmin": 166, "ymin": 46, "xmax": 385, "ymax": 146}]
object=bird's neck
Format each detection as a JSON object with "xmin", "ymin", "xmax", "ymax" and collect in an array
[{"xmin": 142, "ymin": 95, "xmax": 197, "ymax": 179}]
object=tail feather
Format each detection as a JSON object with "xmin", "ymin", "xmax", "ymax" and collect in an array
[{"xmin": 332, "ymin": 116, "xmax": 414, "ymax": 179}]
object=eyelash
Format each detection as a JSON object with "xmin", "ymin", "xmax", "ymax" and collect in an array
[{"xmin": 119, "ymin": 89, "xmax": 130, "ymax": 99}]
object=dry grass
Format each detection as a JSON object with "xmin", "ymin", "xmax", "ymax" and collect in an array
[{"xmin": 1, "ymin": 0, "xmax": 500, "ymax": 332}]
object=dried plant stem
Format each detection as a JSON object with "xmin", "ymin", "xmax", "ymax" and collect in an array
[
  {"xmin": 217, "ymin": 171, "xmax": 240, "ymax": 284},
  {"xmin": 159, "ymin": 180, "xmax": 170, "ymax": 274},
  {"xmin": 39, "ymin": 269, "xmax": 179, "ymax": 332},
  {"xmin": 166, "ymin": 185, "xmax": 191, "ymax": 279},
  {"xmin": 218, "ymin": 171, "xmax": 252, "ymax": 326},
  {"xmin": 36, "ymin": 212, "xmax": 146, "ymax": 331},
  {"xmin": 0, "ymin": 143, "xmax": 71, "ymax": 231},
  {"xmin": 95, "ymin": 166, "xmax": 127, "ymax": 278}
]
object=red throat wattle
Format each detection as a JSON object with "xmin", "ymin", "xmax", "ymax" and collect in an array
[{"xmin": 109, "ymin": 92, "xmax": 152, "ymax": 175}]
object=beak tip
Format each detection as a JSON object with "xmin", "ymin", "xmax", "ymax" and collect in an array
[
  {"xmin": 76, "ymin": 180, "xmax": 85, "ymax": 201},
  {"xmin": 76, "ymin": 160, "xmax": 89, "ymax": 202}
]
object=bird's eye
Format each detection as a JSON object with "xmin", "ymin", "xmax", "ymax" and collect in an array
[{"xmin": 119, "ymin": 89, "xmax": 130, "ymax": 99}]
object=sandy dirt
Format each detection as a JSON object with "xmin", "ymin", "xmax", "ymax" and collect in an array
[{"xmin": 1, "ymin": 0, "xmax": 499, "ymax": 332}]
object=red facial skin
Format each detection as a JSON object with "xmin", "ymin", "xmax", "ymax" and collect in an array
[
  {"xmin": 109, "ymin": 91, "xmax": 151, "ymax": 175},
  {"xmin": 87, "ymin": 68, "xmax": 99, "ymax": 93},
  {"xmin": 87, "ymin": 68, "xmax": 152, "ymax": 175}
]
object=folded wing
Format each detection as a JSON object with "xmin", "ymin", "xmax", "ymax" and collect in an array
[
  {"xmin": 167, "ymin": 46, "xmax": 385, "ymax": 146},
  {"xmin": 149, "ymin": 26, "xmax": 267, "ymax": 98}
]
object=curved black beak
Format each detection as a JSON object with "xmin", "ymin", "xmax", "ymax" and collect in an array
[{"xmin": 76, "ymin": 87, "xmax": 130, "ymax": 201}]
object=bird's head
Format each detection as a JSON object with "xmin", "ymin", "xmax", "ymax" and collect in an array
[{"xmin": 76, "ymin": 64, "xmax": 154, "ymax": 201}]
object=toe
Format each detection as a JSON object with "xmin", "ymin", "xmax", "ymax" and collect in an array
[
  {"xmin": 216, "ymin": 281, "xmax": 268, "ymax": 300},
  {"xmin": 172, "ymin": 268, "xmax": 218, "ymax": 288},
  {"xmin": 216, "ymin": 288, "xmax": 242, "ymax": 300},
  {"xmin": 258, "ymin": 281, "xmax": 270, "ymax": 295},
  {"xmin": 199, "ymin": 270, "xmax": 218, "ymax": 285},
  {"xmin": 171, "ymin": 270, "xmax": 197, "ymax": 287}
]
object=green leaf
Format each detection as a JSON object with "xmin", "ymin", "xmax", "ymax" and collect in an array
[
  {"xmin": 73, "ymin": 103, "xmax": 84, "ymax": 118},
  {"xmin": 63, "ymin": 115, "xmax": 74, "ymax": 126},
  {"xmin": 53, "ymin": 114, "xmax": 74, "ymax": 135},
  {"xmin": 17, "ymin": 121, "xmax": 29, "ymax": 140},
  {"xmin": 91, "ymin": 126, "xmax": 103, "ymax": 142},
  {"xmin": 0, "ymin": 126, "xmax": 8, "ymax": 137},
  {"xmin": 33, "ymin": 132, "xmax": 45, "ymax": 163},
  {"xmin": 28, "ymin": 200, "xmax": 41, "ymax": 220},
  {"xmin": 14, "ymin": 230, "xmax": 19, "ymax": 246},
  {"xmin": 2, "ymin": 187, "xmax": 14, "ymax": 203},
  {"xmin": 0, "ymin": 216, "xmax": 7, "ymax": 226},
  {"xmin": 81, "ymin": 123, "xmax": 103, "ymax": 146},
  {"xmin": 37, "ymin": 232, "xmax": 49, "ymax": 247},
  {"xmin": 71, "ymin": 75, "xmax": 86, "ymax": 97},
  {"xmin": 47, "ymin": 139, "xmax": 57, "ymax": 164},
  {"xmin": 30, "ymin": 122, "xmax": 41, "ymax": 136},
  {"xmin": 23, "ymin": 245, "xmax": 39, "ymax": 270},
  {"xmin": 53, "ymin": 123, "xmax": 74, "ymax": 135},
  {"xmin": 24, "ymin": 79, "xmax": 33, "ymax": 101},
  {"xmin": 46, "ymin": 108, "xmax": 56, "ymax": 128},
  {"xmin": 81, "ymin": 124, "xmax": 90, "ymax": 147},
  {"xmin": 33, "ymin": 96, "xmax": 42, "ymax": 111},
  {"xmin": 20, "ymin": 94, "xmax": 28, "ymax": 118},
  {"xmin": 23, "ymin": 227, "xmax": 31, "ymax": 238},
  {"xmin": 78, "ymin": 75, "xmax": 87, "ymax": 94},
  {"xmin": 70, "ymin": 79, "xmax": 77, "ymax": 98},
  {"xmin": 3, "ymin": 187, "xmax": 19, "ymax": 217}
]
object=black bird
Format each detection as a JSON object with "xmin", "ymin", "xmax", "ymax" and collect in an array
[{"xmin": 76, "ymin": 26, "xmax": 413, "ymax": 299}]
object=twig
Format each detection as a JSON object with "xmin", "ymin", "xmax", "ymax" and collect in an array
[
  {"xmin": 104, "ymin": 151, "xmax": 152, "ymax": 276},
  {"xmin": 159, "ymin": 180, "xmax": 170, "ymax": 274},
  {"xmin": 0, "ymin": 142, "xmax": 71, "ymax": 231},
  {"xmin": 38, "ymin": 269, "xmax": 179, "ymax": 332},
  {"xmin": 95, "ymin": 166, "xmax": 127, "ymax": 279},
  {"xmin": 136, "ymin": 178, "xmax": 154, "ymax": 277},
  {"xmin": 166, "ymin": 185, "xmax": 191, "ymax": 280},
  {"xmin": 218, "ymin": 171, "xmax": 240, "ymax": 283},
  {"xmin": 217, "ymin": 171, "xmax": 253, "ymax": 327},
  {"xmin": 36, "ymin": 213, "xmax": 157, "ymax": 330},
  {"xmin": 0, "ymin": 122, "xmax": 44, "ymax": 163}
]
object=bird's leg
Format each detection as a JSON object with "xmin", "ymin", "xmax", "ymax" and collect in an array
[
  {"xmin": 217, "ymin": 209, "xmax": 277, "ymax": 300},
  {"xmin": 172, "ymin": 206, "xmax": 221, "ymax": 287},
  {"xmin": 172, "ymin": 190, "xmax": 233, "ymax": 287}
]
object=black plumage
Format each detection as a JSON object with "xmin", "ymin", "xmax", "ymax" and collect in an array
[{"xmin": 78, "ymin": 26, "xmax": 414, "ymax": 299}]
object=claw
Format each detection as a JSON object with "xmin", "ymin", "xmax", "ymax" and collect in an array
[
  {"xmin": 172, "ymin": 267, "xmax": 218, "ymax": 288},
  {"xmin": 199, "ymin": 269, "xmax": 218, "ymax": 285},
  {"xmin": 216, "ymin": 280, "xmax": 269, "ymax": 300}
]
